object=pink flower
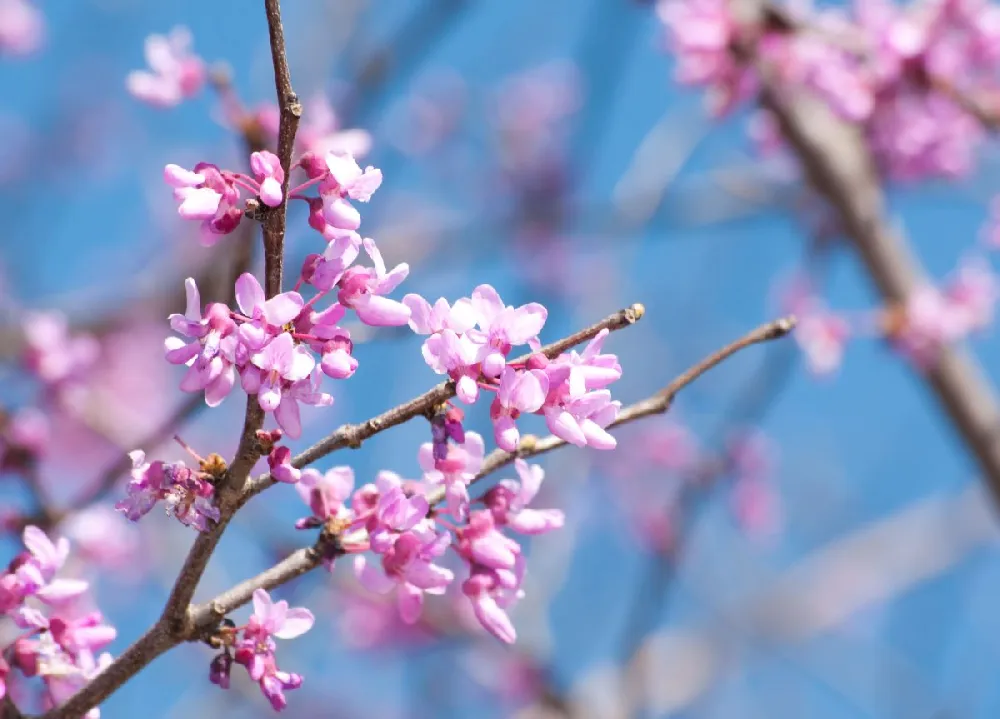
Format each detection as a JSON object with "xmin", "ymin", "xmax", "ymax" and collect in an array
[
  {"xmin": 468, "ymin": 285, "xmax": 547, "ymax": 377},
  {"xmin": 421, "ymin": 329, "xmax": 482, "ymax": 403},
  {"xmin": 418, "ymin": 431, "xmax": 485, "ymax": 521},
  {"xmin": 0, "ymin": 0, "xmax": 44, "ymax": 56},
  {"xmin": 482, "ymin": 459, "xmax": 564, "ymax": 535},
  {"xmin": 231, "ymin": 589, "xmax": 313, "ymax": 711},
  {"xmin": 114, "ymin": 451, "xmax": 220, "ymax": 531},
  {"xmin": 256, "ymin": 94, "xmax": 373, "ymax": 158},
  {"xmin": 2, "ymin": 526, "xmax": 88, "ymax": 611},
  {"xmin": 126, "ymin": 27, "xmax": 205, "ymax": 108},
  {"xmin": 268, "ymin": 445, "xmax": 301, "ymax": 485},
  {"xmin": 943, "ymin": 257, "xmax": 998, "ymax": 335},
  {"xmin": 490, "ymin": 367, "xmax": 548, "ymax": 452},
  {"xmin": 336, "ymin": 238, "xmax": 411, "ymax": 327},
  {"xmin": 320, "ymin": 153, "xmax": 383, "ymax": 231},
  {"xmin": 460, "ymin": 557, "xmax": 525, "ymax": 645},
  {"xmin": 250, "ymin": 151, "xmax": 284, "ymax": 208},
  {"xmin": 164, "ymin": 278, "xmax": 237, "ymax": 407},
  {"xmin": 402, "ymin": 294, "xmax": 478, "ymax": 335},
  {"xmin": 354, "ymin": 526, "xmax": 454, "ymax": 625},
  {"xmin": 163, "ymin": 163, "xmax": 242, "ymax": 244},
  {"xmin": 234, "ymin": 273, "xmax": 304, "ymax": 351},
  {"xmin": 249, "ymin": 333, "xmax": 317, "ymax": 437},
  {"xmin": 295, "ymin": 466, "xmax": 354, "ymax": 529}
]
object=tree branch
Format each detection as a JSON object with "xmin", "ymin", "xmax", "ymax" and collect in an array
[
  {"xmin": 738, "ymin": 0, "xmax": 1000, "ymax": 508},
  {"xmin": 238, "ymin": 303, "xmax": 648, "ymax": 505},
  {"xmin": 189, "ymin": 315, "xmax": 794, "ymax": 633}
]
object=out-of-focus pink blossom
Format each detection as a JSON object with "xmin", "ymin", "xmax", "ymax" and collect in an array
[
  {"xmin": 0, "ymin": 0, "xmax": 44, "ymax": 56},
  {"xmin": 126, "ymin": 27, "xmax": 205, "ymax": 108},
  {"xmin": 794, "ymin": 307, "xmax": 852, "ymax": 376}
]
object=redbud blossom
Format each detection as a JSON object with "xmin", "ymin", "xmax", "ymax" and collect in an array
[{"xmin": 126, "ymin": 27, "xmax": 205, "ymax": 108}]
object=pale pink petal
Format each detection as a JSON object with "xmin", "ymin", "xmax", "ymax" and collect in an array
[
  {"xmin": 273, "ymin": 608, "xmax": 314, "ymax": 639},
  {"xmin": 472, "ymin": 594, "xmax": 516, "ymax": 644},
  {"xmin": 354, "ymin": 556, "xmax": 395, "ymax": 594},
  {"xmin": 396, "ymin": 584, "xmax": 424, "ymax": 624}
]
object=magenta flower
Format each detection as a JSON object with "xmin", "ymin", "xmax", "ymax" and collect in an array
[
  {"xmin": 234, "ymin": 273, "xmax": 304, "ymax": 351},
  {"xmin": 249, "ymin": 333, "xmax": 316, "ymax": 434},
  {"xmin": 126, "ymin": 26, "xmax": 205, "ymax": 108},
  {"xmin": 231, "ymin": 589, "xmax": 314, "ymax": 712},
  {"xmin": 483, "ymin": 459, "xmax": 564, "ymax": 535},
  {"xmin": 354, "ymin": 526, "xmax": 454, "ymax": 624},
  {"xmin": 163, "ymin": 162, "xmax": 243, "ymax": 244},
  {"xmin": 295, "ymin": 466, "xmax": 355, "ymax": 529},
  {"xmin": 336, "ymin": 238, "xmax": 411, "ymax": 327},
  {"xmin": 267, "ymin": 445, "xmax": 301, "ymax": 485},
  {"xmin": 490, "ymin": 367, "xmax": 548, "ymax": 452},
  {"xmin": 114, "ymin": 450, "xmax": 220, "ymax": 532},
  {"xmin": 540, "ymin": 364, "xmax": 620, "ymax": 450},
  {"xmin": 250, "ymin": 151, "xmax": 285, "ymax": 207},
  {"xmin": 468, "ymin": 285, "xmax": 547, "ymax": 377},
  {"xmin": 418, "ymin": 431, "xmax": 485, "ymax": 521}
]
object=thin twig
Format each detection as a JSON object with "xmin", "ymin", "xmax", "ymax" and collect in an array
[
  {"xmin": 189, "ymin": 315, "xmax": 794, "ymax": 631},
  {"xmin": 238, "ymin": 303, "xmax": 648, "ymax": 505}
]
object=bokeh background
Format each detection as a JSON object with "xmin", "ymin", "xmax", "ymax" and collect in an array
[{"xmin": 4, "ymin": 1, "xmax": 1000, "ymax": 717}]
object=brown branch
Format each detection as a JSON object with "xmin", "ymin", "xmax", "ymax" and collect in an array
[
  {"xmin": 427, "ymin": 315, "xmax": 796, "ymax": 505},
  {"xmin": 159, "ymin": 0, "xmax": 303, "ymax": 633},
  {"xmin": 189, "ymin": 315, "xmax": 794, "ymax": 634},
  {"xmin": 261, "ymin": 0, "xmax": 301, "ymax": 298},
  {"xmin": 238, "ymin": 303, "xmax": 648, "ymax": 506}
]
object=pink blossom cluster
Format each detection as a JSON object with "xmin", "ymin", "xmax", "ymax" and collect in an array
[
  {"xmin": 126, "ymin": 27, "xmax": 206, "ymax": 108},
  {"xmin": 657, "ymin": 0, "xmax": 1000, "ymax": 180},
  {"xmin": 403, "ymin": 286, "xmax": 623, "ymax": 454},
  {"xmin": 290, "ymin": 449, "xmax": 562, "ymax": 644},
  {"xmin": 1, "ymin": 312, "xmax": 99, "ymax": 471},
  {"xmin": 114, "ymin": 448, "xmax": 221, "ymax": 532},
  {"xmin": 209, "ymin": 588, "xmax": 313, "ymax": 711},
  {"xmin": 1, "ymin": 526, "xmax": 116, "ymax": 717}
]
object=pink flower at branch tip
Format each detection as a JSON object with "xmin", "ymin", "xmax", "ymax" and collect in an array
[{"xmin": 126, "ymin": 26, "xmax": 205, "ymax": 108}]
